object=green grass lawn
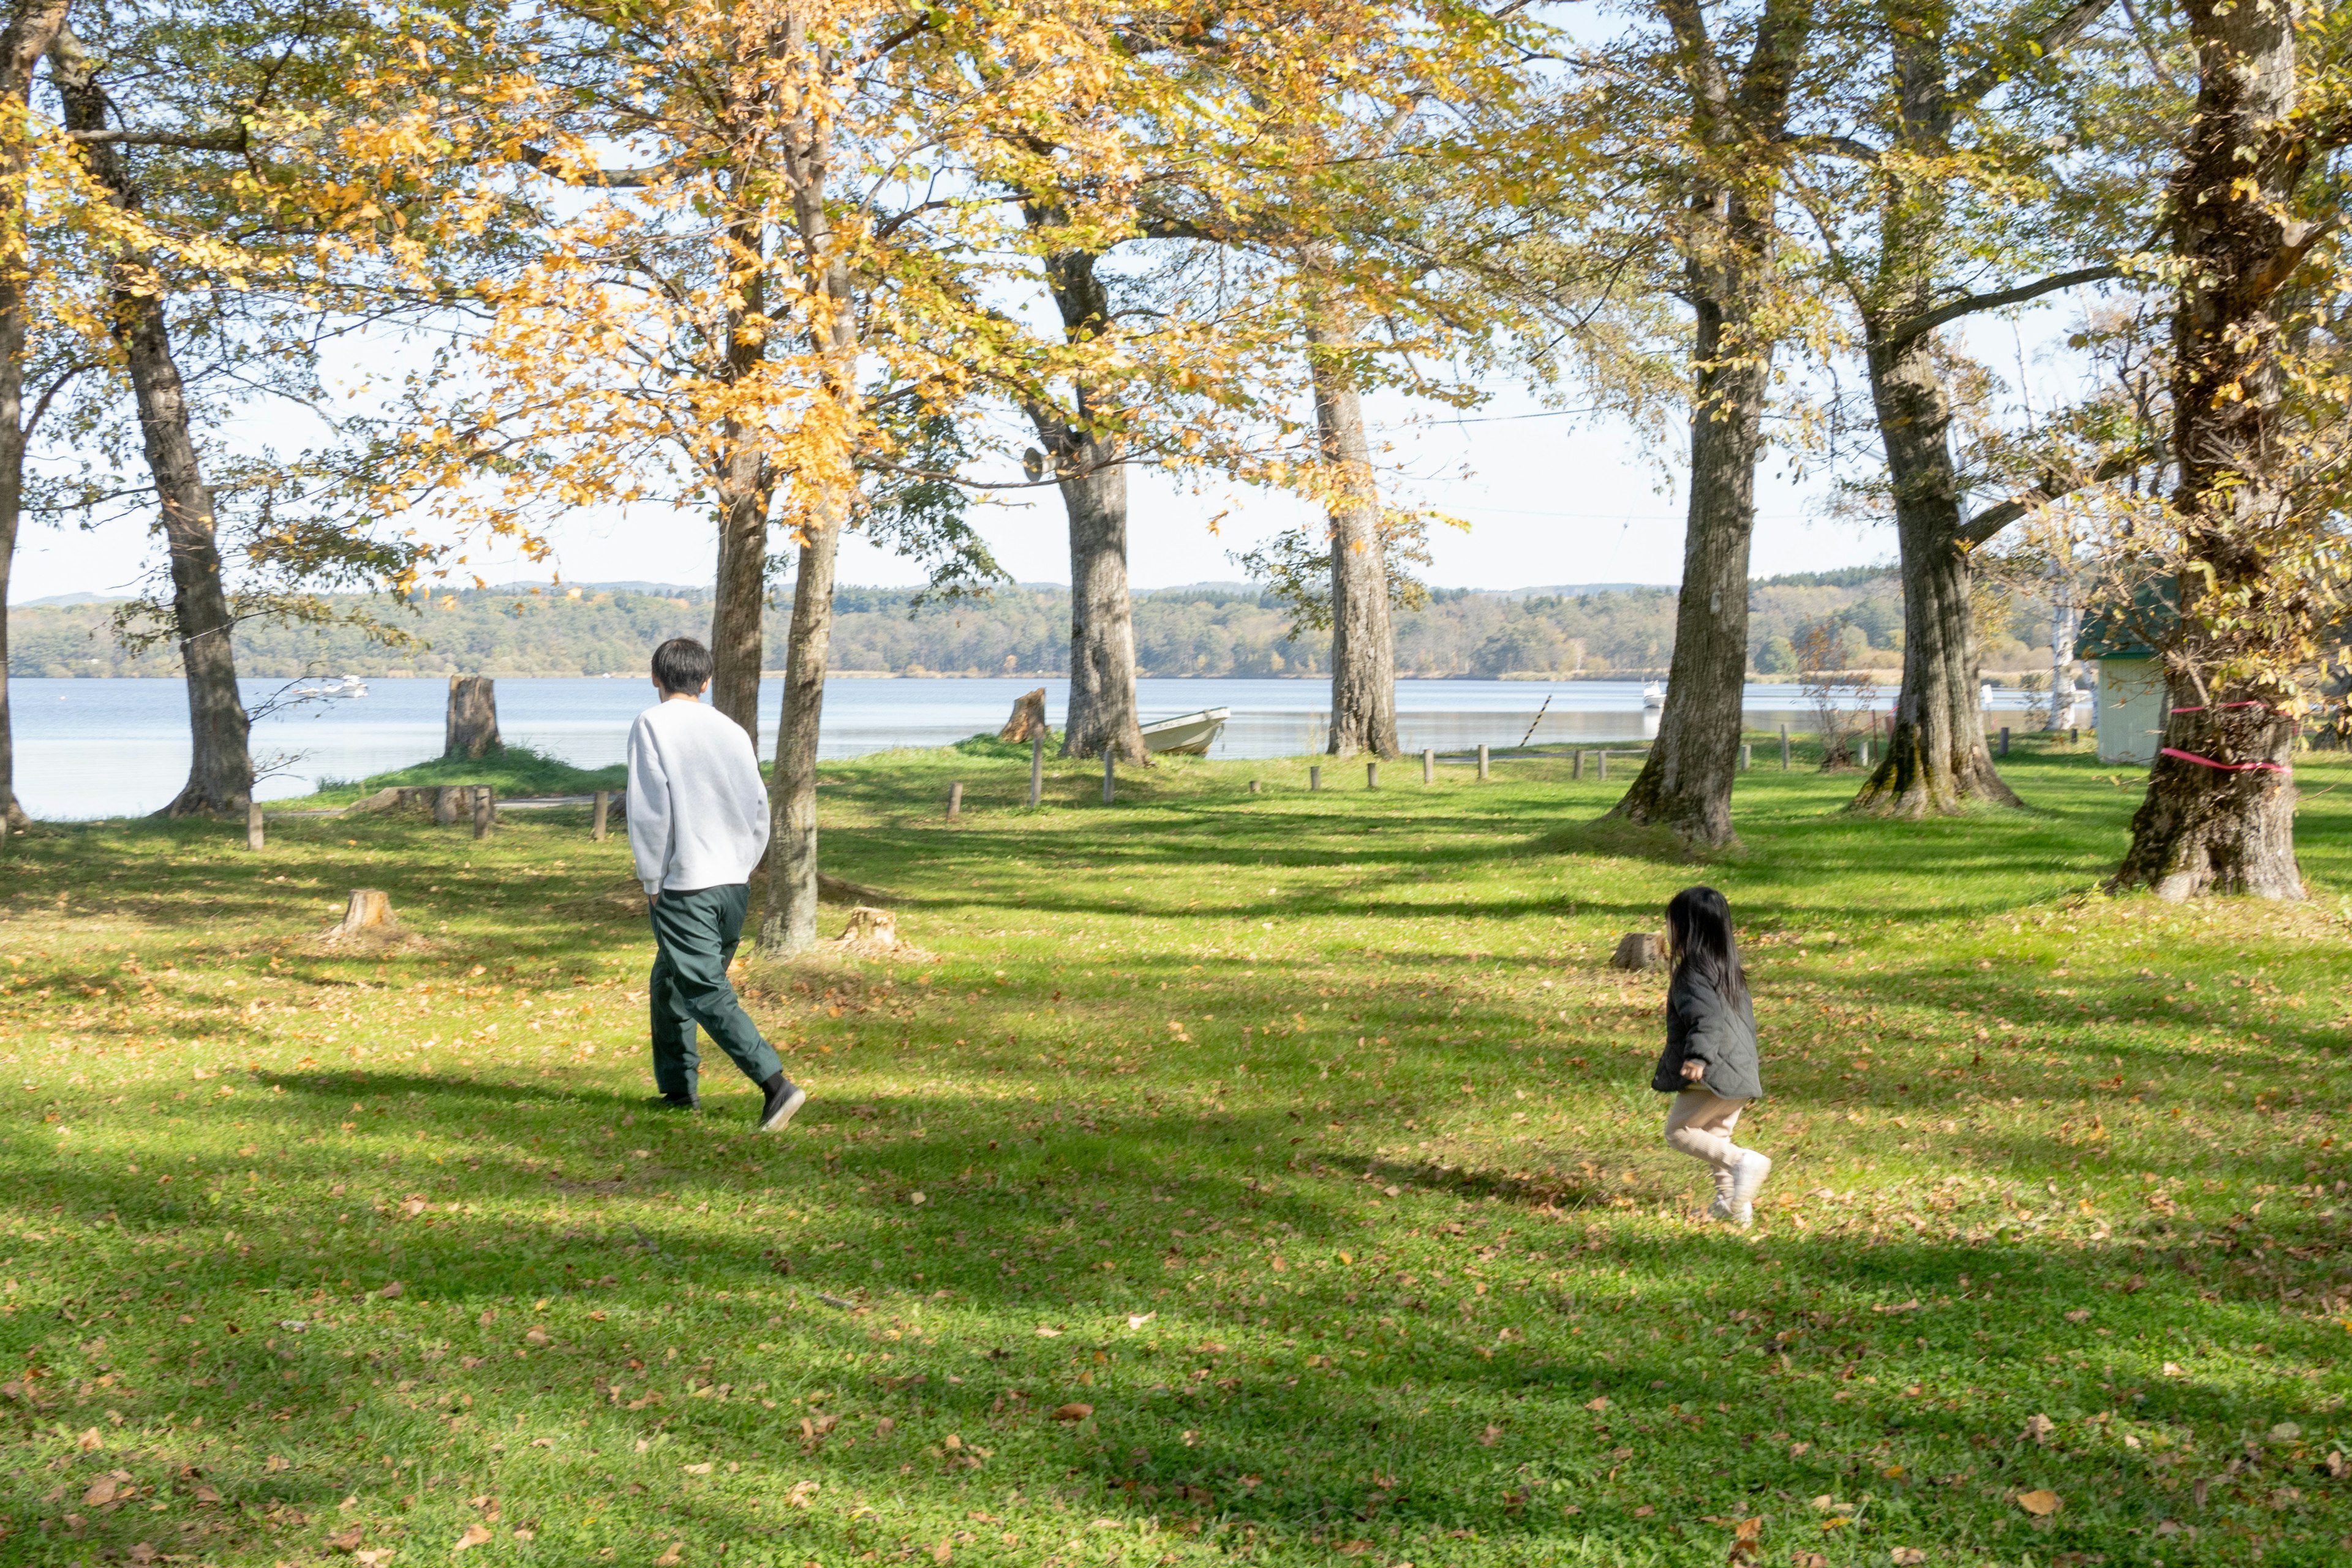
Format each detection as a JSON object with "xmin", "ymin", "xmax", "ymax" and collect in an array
[{"xmin": 2, "ymin": 739, "xmax": 2349, "ymax": 1568}]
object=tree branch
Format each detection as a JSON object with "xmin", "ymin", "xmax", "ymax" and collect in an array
[
  {"xmin": 2242, "ymin": 211, "xmax": 2343, "ymax": 303},
  {"xmin": 66, "ymin": 126, "xmax": 244, "ymax": 151},
  {"xmin": 1950, "ymin": 0, "xmax": 2116, "ymax": 109},
  {"xmin": 1959, "ymin": 446, "xmax": 2152, "ymax": 546},
  {"xmin": 1882, "ymin": 264, "xmax": 2120, "ymax": 347},
  {"xmin": 1782, "ymin": 132, "xmax": 1880, "ymax": 163}
]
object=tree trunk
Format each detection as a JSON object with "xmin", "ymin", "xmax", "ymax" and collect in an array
[
  {"xmin": 52, "ymin": 24, "xmax": 252, "ymax": 816},
  {"xmin": 443, "ymin": 675, "xmax": 501, "ymax": 759},
  {"xmin": 1608, "ymin": 297, "xmax": 1767, "ymax": 846},
  {"xmin": 1058, "ymin": 435, "xmax": 1147, "ymax": 763},
  {"xmin": 1610, "ymin": 0, "xmax": 1810, "ymax": 846},
  {"xmin": 0, "ymin": 0, "xmax": 70, "ymax": 835},
  {"xmin": 760, "ymin": 504, "xmax": 839, "ymax": 954},
  {"xmin": 2114, "ymin": 0, "xmax": 2309, "ymax": 899},
  {"xmin": 2046, "ymin": 582, "xmax": 2079, "ymax": 731},
  {"xmin": 707, "ymin": 443, "xmax": 772, "ymax": 742},
  {"xmin": 706, "ymin": 209, "xmax": 773, "ymax": 742},
  {"xmin": 1306, "ymin": 315, "xmax": 1398, "ymax": 761},
  {"xmin": 1850, "ymin": 330, "xmax": 2017, "ymax": 817},
  {"xmin": 1022, "ymin": 241, "xmax": 1145, "ymax": 765}
]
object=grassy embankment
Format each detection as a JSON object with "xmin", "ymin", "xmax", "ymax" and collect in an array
[{"xmin": 2, "ymin": 739, "xmax": 2348, "ymax": 1567}]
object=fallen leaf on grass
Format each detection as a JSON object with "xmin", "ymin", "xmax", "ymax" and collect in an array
[
  {"xmin": 1584, "ymin": 1396, "xmax": 1609, "ymax": 1412},
  {"xmin": 1891, "ymin": 1551, "xmax": 1927, "ymax": 1566},
  {"xmin": 655, "ymin": 1544, "xmax": 684, "ymax": 1567},
  {"xmin": 2022, "ymin": 1414, "xmax": 2056, "ymax": 1445},
  {"xmin": 787, "ymin": 1481, "xmax": 820, "ymax": 1507},
  {"xmin": 1479, "ymin": 1423, "xmax": 1504, "ymax": 1447},
  {"xmin": 354, "ymin": 1551, "xmax": 396, "ymax": 1567},
  {"xmin": 930, "ymin": 1544, "xmax": 951, "ymax": 1564},
  {"xmin": 192, "ymin": 1483, "xmax": 223, "ymax": 1506},
  {"xmin": 82, "ymin": 1477, "xmax": 118, "ymax": 1506},
  {"xmin": 1726, "ymin": 1515, "xmax": 1763, "ymax": 1566},
  {"xmin": 327, "ymin": 1526, "xmax": 366, "ymax": 1552},
  {"xmin": 1053, "ymin": 1403, "xmax": 1094, "ymax": 1422},
  {"xmin": 1127, "ymin": 1313, "xmax": 1156, "ymax": 1330},
  {"xmin": 127, "ymin": 1545, "xmax": 158, "ymax": 1565},
  {"xmin": 1790, "ymin": 1555, "xmax": 1827, "ymax": 1568},
  {"xmin": 681, "ymin": 1463, "xmax": 714, "ymax": 1475},
  {"xmin": 453, "ymin": 1523, "xmax": 494, "ymax": 1550},
  {"xmin": 2016, "ymin": 1490, "xmax": 2061, "ymax": 1516},
  {"xmin": 2163, "ymin": 1362, "xmax": 2185, "ymax": 1377},
  {"xmin": 1035, "ymin": 1326, "xmax": 1062, "ymax": 1338}
]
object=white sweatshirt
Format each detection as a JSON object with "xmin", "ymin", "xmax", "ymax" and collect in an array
[{"xmin": 625, "ymin": 698, "xmax": 772, "ymax": 895}]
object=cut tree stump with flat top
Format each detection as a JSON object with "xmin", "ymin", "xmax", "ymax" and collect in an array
[
  {"xmin": 1610, "ymin": 932, "xmax": 1668, "ymax": 971},
  {"xmin": 445, "ymin": 676, "xmax": 502, "ymax": 760},
  {"xmin": 998, "ymin": 687, "xmax": 1049, "ymax": 744},
  {"xmin": 838, "ymin": 906, "xmax": 897, "ymax": 944},
  {"xmin": 335, "ymin": 889, "xmax": 396, "ymax": 937}
]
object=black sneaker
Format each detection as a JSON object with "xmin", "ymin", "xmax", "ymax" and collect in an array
[
  {"xmin": 758, "ymin": 1074, "xmax": 806, "ymax": 1133},
  {"xmin": 653, "ymin": 1091, "xmax": 699, "ymax": 1112}
]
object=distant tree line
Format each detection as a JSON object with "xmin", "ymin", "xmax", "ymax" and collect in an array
[{"xmin": 5, "ymin": 572, "xmax": 2063, "ymax": 680}]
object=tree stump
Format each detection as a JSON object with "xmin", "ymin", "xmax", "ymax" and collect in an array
[
  {"xmin": 445, "ymin": 676, "xmax": 502, "ymax": 760},
  {"xmin": 334, "ymin": 889, "xmax": 396, "ymax": 937},
  {"xmin": 434, "ymin": 786, "xmax": 462, "ymax": 825},
  {"xmin": 1609, "ymin": 932, "xmax": 1668, "ymax": 971},
  {"xmin": 838, "ymin": 905, "xmax": 897, "ymax": 945},
  {"xmin": 997, "ymin": 687, "xmax": 1049, "ymax": 744}
]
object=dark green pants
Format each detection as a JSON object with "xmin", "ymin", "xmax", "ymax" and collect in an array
[{"xmin": 647, "ymin": 884, "xmax": 782, "ymax": 1099}]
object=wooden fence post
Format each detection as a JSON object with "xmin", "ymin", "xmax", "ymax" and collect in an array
[
  {"xmin": 1999, "ymin": 727, "xmax": 2011, "ymax": 758},
  {"xmin": 1309, "ymin": 765, "xmax": 1321, "ymax": 793},
  {"xmin": 1740, "ymin": 743, "xmax": 1752, "ymax": 771},
  {"xmin": 1477, "ymin": 744, "xmax": 1490, "ymax": 781},
  {"xmin": 247, "ymin": 800, "xmax": 265, "ymax": 851},
  {"xmin": 1422, "ymin": 747, "xmax": 1434, "ymax": 785},
  {"xmin": 1573, "ymin": 750, "xmax": 1585, "ymax": 780},
  {"xmin": 1028, "ymin": 731, "xmax": 1044, "ymax": 808},
  {"xmin": 1597, "ymin": 751, "xmax": 1608, "ymax": 782},
  {"xmin": 1366, "ymin": 761, "xmax": 1379, "ymax": 790},
  {"xmin": 472, "ymin": 785, "xmax": 494, "ymax": 839},
  {"xmin": 1102, "ymin": 745, "xmax": 1115, "ymax": 805},
  {"xmin": 1781, "ymin": 725, "xmax": 1790, "ymax": 770},
  {"xmin": 947, "ymin": 781, "xmax": 963, "ymax": 820},
  {"xmin": 592, "ymin": 791, "xmax": 609, "ymax": 842},
  {"xmin": 1248, "ymin": 779, "xmax": 1262, "ymax": 794}
]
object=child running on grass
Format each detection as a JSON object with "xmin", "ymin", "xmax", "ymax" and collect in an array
[
  {"xmin": 627, "ymin": 636, "xmax": 807, "ymax": 1133},
  {"xmin": 1650, "ymin": 884, "xmax": 1771, "ymax": 1224}
]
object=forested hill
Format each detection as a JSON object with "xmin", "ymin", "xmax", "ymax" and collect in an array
[{"xmin": 6, "ymin": 570, "xmax": 2056, "ymax": 679}]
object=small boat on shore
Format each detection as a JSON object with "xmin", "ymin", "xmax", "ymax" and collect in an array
[
  {"xmin": 1140, "ymin": 706, "xmax": 1229, "ymax": 756},
  {"xmin": 295, "ymin": 674, "xmax": 369, "ymax": 699},
  {"xmin": 1642, "ymin": 682, "xmax": 1666, "ymax": 711}
]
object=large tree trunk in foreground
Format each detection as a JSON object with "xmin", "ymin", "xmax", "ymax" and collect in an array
[
  {"xmin": 0, "ymin": 0, "xmax": 71, "ymax": 835},
  {"xmin": 54, "ymin": 26, "xmax": 251, "ymax": 816},
  {"xmin": 1852, "ymin": 322, "xmax": 2017, "ymax": 816},
  {"xmin": 1307, "ymin": 316, "xmax": 1398, "ymax": 761},
  {"xmin": 707, "ymin": 443, "xmax": 772, "ymax": 743},
  {"xmin": 2114, "ymin": 0, "xmax": 2310, "ymax": 899}
]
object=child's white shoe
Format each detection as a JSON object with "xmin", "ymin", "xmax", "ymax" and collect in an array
[{"xmin": 1731, "ymin": 1148, "xmax": 1773, "ymax": 1213}]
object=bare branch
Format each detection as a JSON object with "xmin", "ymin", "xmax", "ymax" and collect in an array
[
  {"xmin": 1882, "ymin": 265, "xmax": 2120, "ymax": 347},
  {"xmin": 66, "ymin": 126, "xmax": 244, "ymax": 151},
  {"xmin": 1959, "ymin": 446, "xmax": 2154, "ymax": 546},
  {"xmin": 1950, "ymin": 0, "xmax": 2116, "ymax": 109}
]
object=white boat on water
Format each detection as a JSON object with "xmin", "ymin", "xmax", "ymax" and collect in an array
[
  {"xmin": 1641, "ymin": 682, "xmax": 1666, "ymax": 710},
  {"xmin": 1139, "ymin": 706, "xmax": 1229, "ymax": 756},
  {"xmin": 295, "ymin": 674, "xmax": 369, "ymax": 699}
]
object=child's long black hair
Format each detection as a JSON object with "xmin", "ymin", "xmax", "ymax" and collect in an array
[{"xmin": 1665, "ymin": 885, "xmax": 1748, "ymax": 1007}]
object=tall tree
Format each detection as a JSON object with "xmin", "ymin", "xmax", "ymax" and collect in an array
[
  {"xmin": 1602, "ymin": 0, "xmax": 1818, "ymax": 848},
  {"xmin": 2111, "ymin": 0, "xmax": 2351, "ymax": 897},
  {"xmin": 1788, "ymin": 0, "xmax": 2150, "ymax": 818},
  {"xmin": 0, "ymin": 0, "xmax": 72, "ymax": 837},
  {"xmin": 50, "ymin": 18, "xmax": 252, "ymax": 816}
]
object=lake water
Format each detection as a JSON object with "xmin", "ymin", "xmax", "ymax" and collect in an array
[{"xmin": 6, "ymin": 673, "xmax": 2051, "ymax": 820}]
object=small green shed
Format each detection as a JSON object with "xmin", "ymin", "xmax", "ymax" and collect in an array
[{"xmin": 2074, "ymin": 583, "xmax": 2178, "ymax": 766}]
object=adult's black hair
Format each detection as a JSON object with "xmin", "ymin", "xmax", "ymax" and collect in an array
[
  {"xmin": 1665, "ymin": 884, "xmax": 1748, "ymax": 1008},
  {"xmin": 651, "ymin": 636, "xmax": 714, "ymax": 696}
]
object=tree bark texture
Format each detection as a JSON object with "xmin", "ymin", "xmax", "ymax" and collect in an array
[
  {"xmin": 52, "ymin": 25, "xmax": 252, "ymax": 817},
  {"xmin": 706, "ymin": 207, "xmax": 774, "ymax": 742},
  {"xmin": 1024, "ymin": 240, "xmax": 1146, "ymax": 764},
  {"xmin": 1306, "ymin": 314, "xmax": 1398, "ymax": 761},
  {"xmin": 759, "ymin": 46, "xmax": 857, "ymax": 956},
  {"xmin": 0, "ymin": 0, "xmax": 70, "ymax": 834},
  {"xmin": 1610, "ymin": 0, "xmax": 1811, "ymax": 846},
  {"xmin": 1852, "ymin": 328, "xmax": 2018, "ymax": 815},
  {"xmin": 2114, "ymin": 0, "xmax": 2310, "ymax": 899},
  {"xmin": 443, "ymin": 676, "xmax": 501, "ymax": 759}
]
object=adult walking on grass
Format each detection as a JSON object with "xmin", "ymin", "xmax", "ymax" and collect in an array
[
  {"xmin": 628, "ymin": 636, "xmax": 807, "ymax": 1132},
  {"xmin": 1651, "ymin": 885, "xmax": 1770, "ymax": 1224}
]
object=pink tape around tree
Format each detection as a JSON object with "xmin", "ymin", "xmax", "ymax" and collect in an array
[{"xmin": 2158, "ymin": 747, "xmax": 2288, "ymax": 773}]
